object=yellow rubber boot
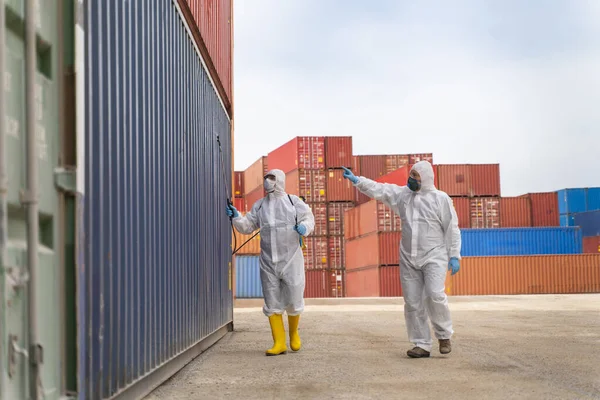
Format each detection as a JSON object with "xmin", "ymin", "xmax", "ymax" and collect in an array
[
  {"xmin": 288, "ymin": 315, "xmax": 302, "ymax": 352},
  {"xmin": 266, "ymin": 314, "xmax": 288, "ymax": 356}
]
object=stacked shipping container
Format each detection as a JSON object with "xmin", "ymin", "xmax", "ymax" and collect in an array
[{"xmin": 556, "ymin": 188, "xmax": 600, "ymax": 253}]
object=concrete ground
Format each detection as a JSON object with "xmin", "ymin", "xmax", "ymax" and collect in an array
[{"xmin": 146, "ymin": 295, "xmax": 600, "ymax": 400}]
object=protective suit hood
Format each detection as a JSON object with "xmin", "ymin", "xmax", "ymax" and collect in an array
[
  {"xmin": 266, "ymin": 169, "xmax": 286, "ymax": 196},
  {"xmin": 411, "ymin": 161, "xmax": 436, "ymax": 192}
]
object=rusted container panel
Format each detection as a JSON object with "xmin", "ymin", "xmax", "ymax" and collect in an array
[
  {"xmin": 184, "ymin": 0, "xmax": 233, "ymax": 107},
  {"xmin": 303, "ymin": 237, "xmax": 329, "ymax": 270},
  {"xmin": 375, "ymin": 165, "xmax": 409, "ymax": 186},
  {"xmin": 327, "ymin": 169, "xmax": 355, "ymax": 201},
  {"xmin": 385, "ymin": 154, "xmax": 410, "ymax": 173},
  {"xmin": 244, "ymin": 156, "xmax": 267, "ymax": 194},
  {"xmin": 245, "ymin": 186, "xmax": 264, "ymax": 211},
  {"xmin": 285, "ymin": 169, "xmax": 327, "ymax": 203},
  {"xmin": 234, "ymin": 197, "xmax": 245, "ymax": 212},
  {"xmin": 451, "ymin": 197, "xmax": 471, "ymax": 228},
  {"xmin": 328, "ymin": 236, "xmax": 345, "ymax": 269},
  {"xmin": 309, "ymin": 203, "xmax": 328, "ymax": 236},
  {"xmin": 328, "ymin": 202, "xmax": 354, "ymax": 236},
  {"xmin": 379, "ymin": 266, "xmax": 402, "ymax": 297},
  {"xmin": 500, "ymin": 197, "xmax": 532, "ymax": 227},
  {"xmin": 234, "ymin": 171, "xmax": 245, "ymax": 196},
  {"xmin": 527, "ymin": 192, "xmax": 559, "ymax": 227},
  {"xmin": 409, "ymin": 153, "xmax": 433, "ymax": 165},
  {"xmin": 305, "ymin": 269, "xmax": 330, "ymax": 298},
  {"xmin": 437, "ymin": 164, "xmax": 471, "ymax": 196},
  {"xmin": 583, "ymin": 236, "xmax": 600, "ymax": 253},
  {"xmin": 452, "ymin": 255, "xmax": 600, "ymax": 295},
  {"xmin": 325, "ymin": 136, "xmax": 353, "ymax": 168},
  {"xmin": 470, "ymin": 197, "xmax": 500, "ymax": 229},
  {"xmin": 346, "ymin": 232, "xmax": 401, "ymax": 270},
  {"xmin": 470, "ymin": 164, "xmax": 501, "ymax": 197},
  {"xmin": 268, "ymin": 137, "xmax": 326, "ymax": 174},
  {"xmin": 358, "ymin": 155, "xmax": 387, "ymax": 180},
  {"xmin": 346, "ymin": 267, "xmax": 381, "ymax": 297}
]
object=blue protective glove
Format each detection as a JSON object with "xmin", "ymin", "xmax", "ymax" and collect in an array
[
  {"xmin": 448, "ymin": 257, "xmax": 460, "ymax": 275},
  {"xmin": 226, "ymin": 204, "xmax": 240, "ymax": 218},
  {"xmin": 294, "ymin": 224, "xmax": 307, "ymax": 236},
  {"xmin": 341, "ymin": 166, "xmax": 359, "ymax": 184}
]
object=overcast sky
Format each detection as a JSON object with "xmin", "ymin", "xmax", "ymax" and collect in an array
[{"xmin": 232, "ymin": 0, "xmax": 600, "ymax": 196}]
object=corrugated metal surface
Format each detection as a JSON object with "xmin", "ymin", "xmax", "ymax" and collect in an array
[
  {"xmin": 500, "ymin": 197, "xmax": 532, "ymax": 227},
  {"xmin": 305, "ymin": 269, "xmax": 344, "ymax": 298},
  {"xmin": 583, "ymin": 236, "xmax": 600, "ymax": 253},
  {"xmin": 346, "ymin": 267, "xmax": 380, "ymax": 297},
  {"xmin": 325, "ymin": 136, "xmax": 353, "ymax": 168},
  {"xmin": 346, "ymin": 232, "xmax": 401, "ymax": 270},
  {"xmin": 244, "ymin": 156, "xmax": 267, "ymax": 193},
  {"xmin": 437, "ymin": 164, "xmax": 471, "ymax": 196},
  {"xmin": 470, "ymin": 197, "xmax": 500, "ymax": 229},
  {"xmin": 328, "ymin": 202, "xmax": 354, "ymax": 236},
  {"xmin": 183, "ymin": 0, "xmax": 233, "ymax": 107},
  {"xmin": 344, "ymin": 200, "xmax": 401, "ymax": 240},
  {"xmin": 328, "ymin": 236, "xmax": 345, "ymax": 269},
  {"xmin": 587, "ymin": 188, "xmax": 600, "ymax": 211},
  {"xmin": 234, "ymin": 171, "xmax": 244, "ymax": 196},
  {"xmin": 285, "ymin": 169, "xmax": 327, "ymax": 203},
  {"xmin": 409, "ymin": 153, "xmax": 433, "ymax": 165},
  {"xmin": 527, "ymin": 192, "xmax": 559, "ymax": 227},
  {"xmin": 309, "ymin": 202, "xmax": 328, "ymax": 236},
  {"xmin": 451, "ymin": 197, "xmax": 471, "ymax": 228},
  {"xmin": 352, "ymin": 156, "xmax": 361, "ymax": 175},
  {"xmin": 233, "ymin": 230, "xmax": 260, "ymax": 255},
  {"xmin": 470, "ymin": 164, "xmax": 501, "ymax": 197},
  {"xmin": 303, "ymin": 237, "xmax": 329, "ymax": 270},
  {"xmin": 234, "ymin": 256, "xmax": 263, "ymax": 298},
  {"xmin": 557, "ymin": 188, "xmax": 587, "ymax": 215},
  {"xmin": 375, "ymin": 165, "xmax": 409, "ymax": 186},
  {"xmin": 573, "ymin": 210, "xmax": 600, "ymax": 237},
  {"xmin": 84, "ymin": 1, "xmax": 233, "ymax": 398},
  {"xmin": 460, "ymin": 227, "xmax": 582, "ymax": 256},
  {"xmin": 245, "ymin": 186, "xmax": 264, "ymax": 211},
  {"xmin": 234, "ymin": 197, "xmax": 245, "ymax": 212},
  {"xmin": 453, "ymin": 255, "xmax": 600, "ymax": 295},
  {"xmin": 268, "ymin": 137, "xmax": 326, "ymax": 174},
  {"xmin": 385, "ymin": 154, "xmax": 410, "ymax": 173},
  {"xmin": 326, "ymin": 169, "xmax": 355, "ymax": 201},
  {"xmin": 358, "ymin": 155, "xmax": 387, "ymax": 180},
  {"xmin": 379, "ymin": 266, "xmax": 402, "ymax": 297}
]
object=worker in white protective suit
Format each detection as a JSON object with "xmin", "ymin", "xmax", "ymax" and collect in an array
[
  {"xmin": 226, "ymin": 169, "xmax": 315, "ymax": 356},
  {"xmin": 342, "ymin": 161, "xmax": 461, "ymax": 358}
]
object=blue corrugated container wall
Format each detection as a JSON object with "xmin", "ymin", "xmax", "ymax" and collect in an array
[
  {"xmin": 460, "ymin": 227, "xmax": 582, "ymax": 256},
  {"xmin": 81, "ymin": 1, "xmax": 233, "ymax": 399},
  {"xmin": 557, "ymin": 188, "xmax": 587, "ymax": 215},
  {"xmin": 560, "ymin": 214, "xmax": 575, "ymax": 227},
  {"xmin": 587, "ymin": 188, "xmax": 600, "ymax": 212},
  {"xmin": 235, "ymin": 256, "xmax": 263, "ymax": 298},
  {"xmin": 573, "ymin": 211, "xmax": 600, "ymax": 237}
]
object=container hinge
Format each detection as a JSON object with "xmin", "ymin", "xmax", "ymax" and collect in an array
[
  {"xmin": 54, "ymin": 167, "xmax": 77, "ymax": 193},
  {"xmin": 4, "ymin": 266, "xmax": 30, "ymax": 293},
  {"xmin": 8, "ymin": 334, "xmax": 28, "ymax": 378}
]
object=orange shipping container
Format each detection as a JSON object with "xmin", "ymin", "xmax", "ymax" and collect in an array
[
  {"xmin": 234, "ymin": 171, "xmax": 245, "ymax": 196},
  {"xmin": 305, "ymin": 269, "xmax": 345, "ymax": 298},
  {"xmin": 328, "ymin": 236, "xmax": 345, "ymax": 269},
  {"xmin": 232, "ymin": 231, "xmax": 261, "ymax": 255},
  {"xmin": 325, "ymin": 137, "xmax": 353, "ymax": 169},
  {"xmin": 234, "ymin": 197, "xmax": 245, "ymax": 212},
  {"xmin": 326, "ymin": 169, "xmax": 355, "ymax": 202},
  {"xmin": 450, "ymin": 255, "xmax": 600, "ymax": 295},
  {"xmin": 308, "ymin": 203, "xmax": 328, "ymax": 236},
  {"xmin": 244, "ymin": 186, "xmax": 264, "ymax": 211},
  {"xmin": 358, "ymin": 155, "xmax": 387, "ymax": 180},
  {"xmin": 520, "ymin": 192, "xmax": 560, "ymax": 227},
  {"xmin": 470, "ymin": 164, "xmax": 501, "ymax": 197},
  {"xmin": 244, "ymin": 156, "xmax": 268, "ymax": 194},
  {"xmin": 375, "ymin": 165, "xmax": 409, "ymax": 186},
  {"xmin": 379, "ymin": 265, "xmax": 402, "ymax": 297},
  {"xmin": 470, "ymin": 197, "xmax": 500, "ymax": 229},
  {"xmin": 344, "ymin": 199, "xmax": 401, "ymax": 240},
  {"xmin": 303, "ymin": 237, "xmax": 328, "ymax": 270},
  {"xmin": 268, "ymin": 137, "xmax": 326, "ymax": 174},
  {"xmin": 583, "ymin": 236, "xmax": 600, "ymax": 254},
  {"xmin": 409, "ymin": 153, "xmax": 433, "ymax": 165},
  {"xmin": 451, "ymin": 197, "xmax": 471, "ymax": 228},
  {"xmin": 500, "ymin": 197, "xmax": 532, "ymax": 227},
  {"xmin": 345, "ymin": 265, "xmax": 403, "ymax": 297},
  {"xmin": 327, "ymin": 202, "xmax": 354, "ymax": 236},
  {"xmin": 385, "ymin": 154, "xmax": 410, "ymax": 174},
  {"xmin": 345, "ymin": 232, "xmax": 401, "ymax": 270},
  {"xmin": 437, "ymin": 164, "xmax": 500, "ymax": 197},
  {"xmin": 285, "ymin": 169, "xmax": 327, "ymax": 203}
]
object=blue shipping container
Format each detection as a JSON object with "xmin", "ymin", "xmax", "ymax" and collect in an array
[
  {"xmin": 586, "ymin": 188, "xmax": 600, "ymax": 212},
  {"xmin": 573, "ymin": 211, "xmax": 600, "ymax": 237},
  {"xmin": 460, "ymin": 227, "xmax": 582, "ymax": 256},
  {"xmin": 235, "ymin": 256, "xmax": 264, "ymax": 298},
  {"xmin": 560, "ymin": 214, "xmax": 576, "ymax": 227},
  {"xmin": 557, "ymin": 188, "xmax": 587, "ymax": 215},
  {"xmin": 81, "ymin": 1, "xmax": 233, "ymax": 399}
]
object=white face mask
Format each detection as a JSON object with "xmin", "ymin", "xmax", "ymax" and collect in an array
[{"xmin": 264, "ymin": 179, "xmax": 276, "ymax": 193}]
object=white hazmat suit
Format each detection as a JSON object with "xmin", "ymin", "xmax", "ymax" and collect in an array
[
  {"xmin": 352, "ymin": 161, "xmax": 461, "ymax": 355},
  {"xmin": 232, "ymin": 169, "xmax": 315, "ymax": 355}
]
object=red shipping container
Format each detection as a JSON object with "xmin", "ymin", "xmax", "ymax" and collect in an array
[
  {"xmin": 470, "ymin": 197, "xmax": 500, "ymax": 229},
  {"xmin": 303, "ymin": 237, "xmax": 328, "ymax": 270},
  {"xmin": 437, "ymin": 164, "xmax": 500, "ymax": 197},
  {"xmin": 352, "ymin": 156, "xmax": 361, "ymax": 175},
  {"xmin": 470, "ymin": 164, "xmax": 501, "ymax": 197},
  {"xmin": 329, "ymin": 269, "xmax": 345, "ymax": 298},
  {"xmin": 234, "ymin": 171, "xmax": 245, "ymax": 196},
  {"xmin": 328, "ymin": 236, "xmax": 345, "ymax": 269},
  {"xmin": 183, "ymin": 0, "xmax": 233, "ymax": 107},
  {"xmin": 358, "ymin": 155, "xmax": 387, "ymax": 180},
  {"xmin": 500, "ymin": 197, "xmax": 532, "ymax": 227},
  {"xmin": 520, "ymin": 192, "xmax": 560, "ymax": 227},
  {"xmin": 328, "ymin": 202, "xmax": 354, "ymax": 236},
  {"xmin": 285, "ymin": 169, "xmax": 327, "ymax": 203},
  {"xmin": 385, "ymin": 154, "xmax": 410, "ymax": 174},
  {"xmin": 234, "ymin": 197, "xmax": 245, "ymax": 212},
  {"xmin": 268, "ymin": 137, "xmax": 325, "ymax": 174},
  {"xmin": 326, "ymin": 169, "xmax": 355, "ymax": 202},
  {"xmin": 308, "ymin": 203, "xmax": 328, "ymax": 236},
  {"xmin": 346, "ymin": 267, "xmax": 380, "ymax": 297},
  {"xmin": 244, "ymin": 186, "xmax": 264, "ymax": 212},
  {"xmin": 409, "ymin": 153, "xmax": 433, "ymax": 165},
  {"xmin": 451, "ymin": 197, "xmax": 471, "ymax": 228},
  {"xmin": 305, "ymin": 269, "xmax": 330, "ymax": 298},
  {"xmin": 344, "ymin": 200, "xmax": 401, "ymax": 240},
  {"xmin": 375, "ymin": 166, "xmax": 409, "ymax": 186},
  {"xmin": 379, "ymin": 265, "xmax": 402, "ymax": 297},
  {"xmin": 583, "ymin": 236, "xmax": 600, "ymax": 254},
  {"xmin": 325, "ymin": 137, "xmax": 353, "ymax": 169},
  {"xmin": 437, "ymin": 164, "xmax": 472, "ymax": 196},
  {"xmin": 346, "ymin": 232, "xmax": 401, "ymax": 270},
  {"xmin": 244, "ymin": 156, "xmax": 268, "ymax": 194}
]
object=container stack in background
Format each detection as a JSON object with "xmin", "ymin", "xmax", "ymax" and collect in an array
[{"xmin": 558, "ymin": 188, "xmax": 600, "ymax": 253}]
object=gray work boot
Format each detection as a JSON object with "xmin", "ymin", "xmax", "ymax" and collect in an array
[
  {"xmin": 439, "ymin": 339, "xmax": 452, "ymax": 354},
  {"xmin": 407, "ymin": 347, "xmax": 431, "ymax": 358}
]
